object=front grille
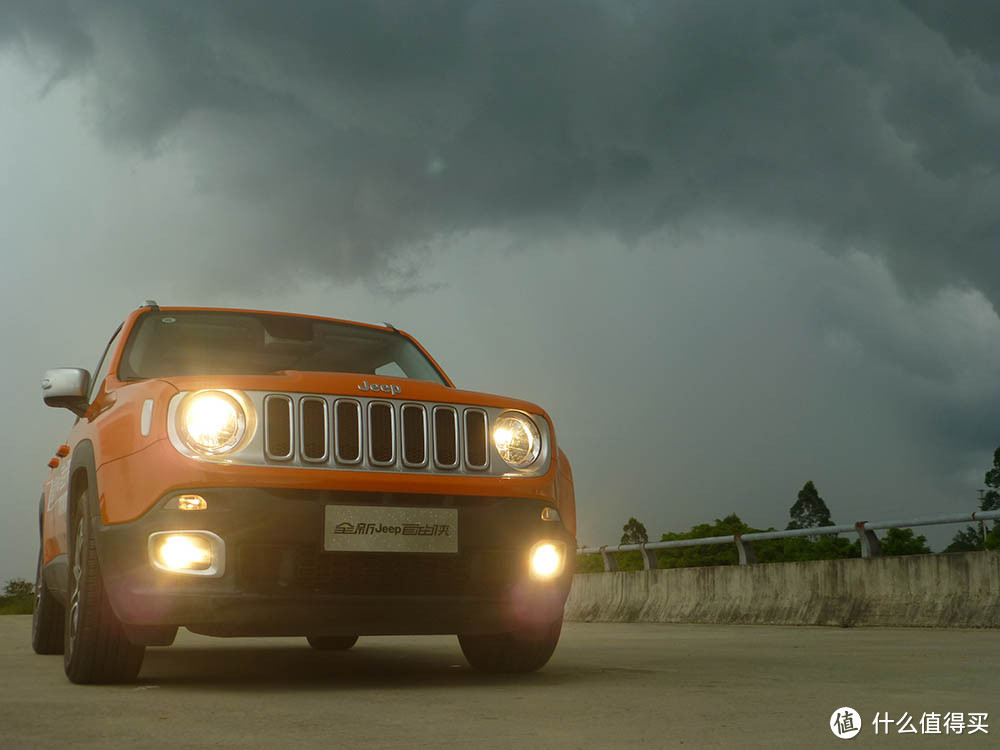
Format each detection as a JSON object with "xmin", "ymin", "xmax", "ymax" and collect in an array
[
  {"xmin": 172, "ymin": 388, "xmax": 551, "ymax": 476},
  {"xmin": 238, "ymin": 545, "xmax": 516, "ymax": 597},
  {"xmin": 257, "ymin": 394, "xmax": 540, "ymax": 475}
]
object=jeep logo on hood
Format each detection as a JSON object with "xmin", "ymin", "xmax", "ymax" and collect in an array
[{"xmin": 357, "ymin": 380, "xmax": 401, "ymax": 395}]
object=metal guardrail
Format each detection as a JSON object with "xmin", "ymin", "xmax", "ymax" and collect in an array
[{"xmin": 577, "ymin": 510, "xmax": 1000, "ymax": 571}]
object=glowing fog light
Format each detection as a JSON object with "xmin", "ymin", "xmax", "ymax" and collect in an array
[
  {"xmin": 178, "ymin": 390, "xmax": 247, "ymax": 455},
  {"xmin": 158, "ymin": 535, "xmax": 211, "ymax": 570},
  {"xmin": 493, "ymin": 411, "xmax": 541, "ymax": 468},
  {"xmin": 530, "ymin": 541, "xmax": 565, "ymax": 579},
  {"xmin": 149, "ymin": 531, "xmax": 225, "ymax": 576}
]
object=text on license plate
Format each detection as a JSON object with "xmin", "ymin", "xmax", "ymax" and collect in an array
[{"xmin": 323, "ymin": 505, "xmax": 458, "ymax": 553}]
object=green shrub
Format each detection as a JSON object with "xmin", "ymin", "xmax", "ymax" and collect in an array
[
  {"xmin": 0, "ymin": 578, "xmax": 35, "ymax": 615},
  {"xmin": 0, "ymin": 595, "xmax": 34, "ymax": 615}
]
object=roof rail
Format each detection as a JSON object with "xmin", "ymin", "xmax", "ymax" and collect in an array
[{"xmin": 141, "ymin": 300, "xmax": 160, "ymax": 311}]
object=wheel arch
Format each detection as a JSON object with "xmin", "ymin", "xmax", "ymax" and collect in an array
[{"xmin": 66, "ymin": 440, "xmax": 102, "ymax": 533}]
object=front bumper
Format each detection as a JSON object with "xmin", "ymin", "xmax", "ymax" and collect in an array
[{"xmin": 95, "ymin": 488, "xmax": 575, "ymax": 637}]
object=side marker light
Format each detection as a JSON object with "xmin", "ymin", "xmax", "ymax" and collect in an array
[{"xmin": 177, "ymin": 494, "xmax": 208, "ymax": 511}]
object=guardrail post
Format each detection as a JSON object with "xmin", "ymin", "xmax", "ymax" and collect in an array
[
  {"xmin": 600, "ymin": 545, "xmax": 619, "ymax": 572},
  {"xmin": 855, "ymin": 522, "xmax": 882, "ymax": 559},
  {"xmin": 734, "ymin": 533, "xmax": 756, "ymax": 565},
  {"xmin": 640, "ymin": 543, "xmax": 659, "ymax": 570},
  {"xmin": 734, "ymin": 534, "xmax": 756, "ymax": 565}
]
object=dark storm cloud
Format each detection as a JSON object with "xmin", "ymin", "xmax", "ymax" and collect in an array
[
  {"xmin": 4, "ymin": 1, "xmax": 1000, "ymax": 293},
  {"xmin": 0, "ymin": 0, "xmax": 92, "ymax": 84},
  {"xmin": 902, "ymin": 0, "xmax": 1000, "ymax": 64}
]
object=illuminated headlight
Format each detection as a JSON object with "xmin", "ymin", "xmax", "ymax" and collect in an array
[
  {"xmin": 530, "ymin": 541, "xmax": 566, "ymax": 580},
  {"xmin": 178, "ymin": 390, "xmax": 247, "ymax": 455},
  {"xmin": 493, "ymin": 411, "xmax": 541, "ymax": 468},
  {"xmin": 149, "ymin": 531, "xmax": 225, "ymax": 576}
]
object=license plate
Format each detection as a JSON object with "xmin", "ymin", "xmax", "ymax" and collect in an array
[{"xmin": 323, "ymin": 505, "xmax": 458, "ymax": 553}]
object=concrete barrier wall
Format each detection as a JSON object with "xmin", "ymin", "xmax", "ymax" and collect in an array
[{"xmin": 564, "ymin": 550, "xmax": 1000, "ymax": 628}]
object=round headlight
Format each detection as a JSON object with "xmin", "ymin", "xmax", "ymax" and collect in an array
[
  {"xmin": 179, "ymin": 391, "xmax": 246, "ymax": 455},
  {"xmin": 493, "ymin": 411, "xmax": 541, "ymax": 468}
]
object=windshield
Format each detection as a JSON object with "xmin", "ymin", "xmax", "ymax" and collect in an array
[{"xmin": 117, "ymin": 311, "xmax": 448, "ymax": 385}]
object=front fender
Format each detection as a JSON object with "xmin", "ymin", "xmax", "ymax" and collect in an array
[
  {"xmin": 67, "ymin": 440, "xmax": 102, "ymax": 528},
  {"xmin": 555, "ymin": 447, "xmax": 577, "ymax": 538}
]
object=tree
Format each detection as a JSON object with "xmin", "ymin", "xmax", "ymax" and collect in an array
[
  {"xmin": 760, "ymin": 535, "xmax": 858, "ymax": 563},
  {"xmin": 786, "ymin": 481, "xmax": 834, "ymax": 530},
  {"xmin": 3, "ymin": 578, "xmax": 33, "ymax": 599},
  {"xmin": 621, "ymin": 517, "xmax": 649, "ymax": 545},
  {"xmin": 983, "ymin": 446, "xmax": 1000, "ymax": 509},
  {"xmin": 658, "ymin": 514, "xmax": 751, "ymax": 568},
  {"xmin": 945, "ymin": 448, "xmax": 1000, "ymax": 552},
  {"xmin": 879, "ymin": 528, "xmax": 931, "ymax": 556},
  {"xmin": 945, "ymin": 526, "xmax": 985, "ymax": 553}
]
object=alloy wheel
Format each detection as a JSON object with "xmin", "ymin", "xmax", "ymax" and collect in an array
[{"xmin": 67, "ymin": 516, "xmax": 85, "ymax": 654}]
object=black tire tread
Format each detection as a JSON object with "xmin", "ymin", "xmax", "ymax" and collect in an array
[
  {"xmin": 32, "ymin": 549, "xmax": 65, "ymax": 655},
  {"xmin": 458, "ymin": 618, "xmax": 562, "ymax": 673},
  {"xmin": 64, "ymin": 497, "xmax": 145, "ymax": 684},
  {"xmin": 307, "ymin": 635, "xmax": 359, "ymax": 651}
]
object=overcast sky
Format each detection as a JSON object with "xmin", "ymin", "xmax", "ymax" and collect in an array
[{"xmin": 3, "ymin": 1, "xmax": 1000, "ymax": 580}]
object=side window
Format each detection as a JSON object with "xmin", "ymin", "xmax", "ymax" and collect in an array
[{"xmin": 89, "ymin": 325, "xmax": 124, "ymax": 402}]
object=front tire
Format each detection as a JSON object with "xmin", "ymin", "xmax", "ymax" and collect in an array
[
  {"xmin": 63, "ymin": 494, "xmax": 145, "ymax": 684},
  {"xmin": 307, "ymin": 635, "xmax": 359, "ymax": 651},
  {"xmin": 31, "ymin": 547, "xmax": 64, "ymax": 654},
  {"xmin": 458, "ymin": 617, "xmax": 563, "ymax": 673}
]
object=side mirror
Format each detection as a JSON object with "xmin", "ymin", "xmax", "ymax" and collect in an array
[{"xmin": 42, "ymin": 368, "xmax": 91, "ymax": 417}]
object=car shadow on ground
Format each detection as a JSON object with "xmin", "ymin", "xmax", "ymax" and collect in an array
[{"xmin": 137, "ymin": 641, "xmax": 593, "ymax": 691}]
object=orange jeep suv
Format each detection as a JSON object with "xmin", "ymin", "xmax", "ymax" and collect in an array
[{"xmin": 33, "ymin": 304, "xmax": 576, "ymax": 683}]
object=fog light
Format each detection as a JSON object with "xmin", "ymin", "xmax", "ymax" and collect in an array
[
  {"xmin": 158, "ymin": 535, "xmax": 211, "ymax": 569},
  {"xmin": 530, "ymin": 541, "xmax": 565, "ymax": 579},
  {"xmin": 149, "ymin": 531, "xmax": 225, "ymax": 577}
]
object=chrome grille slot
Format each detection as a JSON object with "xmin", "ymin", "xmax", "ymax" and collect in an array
[
  {"xmin": 464, "ymin": 408, "xmax": 489, "ymax": 470},
  {"xmin": 299, "ymin": 397, "xmax": 328, "ymax": 462},
  {"xmin": 433, "ymin": 405, "xmax": 459, "ymax": 469},
  {"xmin": 264, "ymin": 395, "xmax": 294, "ymax": 460},
  {"xmin": 334, "ymin": 399, "xmax": 362, "ymax": 464},
  {"xmin": 401, "ymin": 404, "xmax": 427, "ymax": 467},
  {"xmin": 368, "ymin": 401, "xmax": 395, "ymax": 466}
]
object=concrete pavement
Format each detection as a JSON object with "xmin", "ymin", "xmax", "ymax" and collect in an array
[{"xmin": 0, "ymin": 616, "xmax": 993, "ymax": 749}]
